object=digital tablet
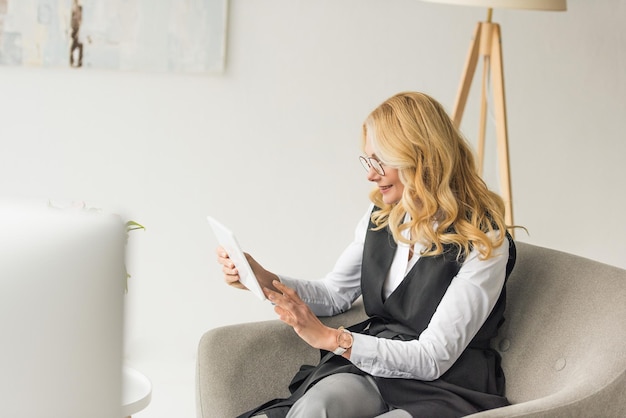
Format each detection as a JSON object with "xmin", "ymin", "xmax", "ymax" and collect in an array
[{"xmin": 206, "ymin": 216, "xmax": 267, "ymax": 301}]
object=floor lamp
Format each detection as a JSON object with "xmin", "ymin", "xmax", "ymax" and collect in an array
[{"xmin": 421, "ymin": 0, "xmax": 567, "ymax": 231}]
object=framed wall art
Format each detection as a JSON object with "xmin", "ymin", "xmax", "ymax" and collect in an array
[{"xmin": 0, "ymin": 0, "xmax": 228, "ymax": 74}]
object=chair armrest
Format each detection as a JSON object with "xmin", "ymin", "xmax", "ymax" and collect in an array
[
  {"xmin": 466, "ymin": 369, "xmax": 626, "ymax": 418},
  {"xmin": 196, "ymin": 299, "xmax": 367, "ymax": 418}
]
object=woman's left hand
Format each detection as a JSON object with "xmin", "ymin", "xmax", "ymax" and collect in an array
[{"xmin": 265, "ymin": 280, "xmax": 337, "ymax": 351}]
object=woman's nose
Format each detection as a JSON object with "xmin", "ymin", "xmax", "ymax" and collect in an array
[{"xmin": 366, "ymin": 166, "xmax": 380, "ymax": 181}]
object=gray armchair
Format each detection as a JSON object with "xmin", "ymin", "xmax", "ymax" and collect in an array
[{"xmin": 196, "ymin": 242, "xmax": 626, "ymax": 417}]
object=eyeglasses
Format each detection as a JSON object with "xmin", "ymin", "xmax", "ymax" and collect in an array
[{"xmin": 359, "ymin": 156, "xmax": 385, "ymax": 176}]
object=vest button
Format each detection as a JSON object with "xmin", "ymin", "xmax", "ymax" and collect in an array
[
  {"xmin": 498, "ymin": 338, "xmax": 511, "ymax": 352},
  {"xmin": 554, "ymin": 358, "xmax": 567, "ymax": 371}
]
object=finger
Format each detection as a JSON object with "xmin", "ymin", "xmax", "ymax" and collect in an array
[
  {"xmin": 272, "ymin": 280, "xmax": 302, "ymax": 302},
  {"xmin": 229, "ymin": 281, "xmax": 248, "ymax": 290},
  {"xmin": 215, "ymin": 246, "xmax": 229, "ymax": 259},
  {"xmin": 216, "ymin": 254, "xmax": 232, "ymax": 266},
  {"xmin": 221, "ymin": 263, "xmax": 238, "ymax": 276},
  {"xmin": 222, "ymin": 265, "xmax": 243, "ymax": 288},
  {"xmin": 216, "ymin": 253, "xmax": 234, "ymax": 270},
  {"xmin": 274, "ymin": 305, "xmax": 295, "ymax": 325},
  {"xmin": 264, "ymin": 287, "xmax": 284, "ymax": 303},
  {"xmin": 265, "ymin": 288, "xmax": 298, "ymax": 314},
  {"xmin": 224, "ymin": 272, "xmax": 240, "ymax": 284}
]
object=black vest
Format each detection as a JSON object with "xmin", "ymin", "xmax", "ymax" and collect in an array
[
  {"xmin": 356, "ymin": 217, "xmax": 516, "ymax": 416},
  {"xmin": 360, "ymin": 218, "xmax": 515, "ymax": 351}
]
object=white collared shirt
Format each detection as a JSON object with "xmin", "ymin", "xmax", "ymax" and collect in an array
[
  {"xmin": 279, "ymin": 204, "xmax": 509, "ymax": 381},
  {"xmin": 383, "ymin": 212, "xmax": 421, "ymax": 300}
]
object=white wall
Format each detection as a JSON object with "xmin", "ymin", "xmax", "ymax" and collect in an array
[{"xmin": 1, "ymin": 1, "xmax": 624, "ymax": 417}]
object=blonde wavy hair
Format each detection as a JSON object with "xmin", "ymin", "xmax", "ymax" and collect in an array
[{"xmin": 363, "ymin": 92, "xmax": 508, "ymax": 260}]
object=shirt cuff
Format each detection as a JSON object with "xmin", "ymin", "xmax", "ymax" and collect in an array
[{"xmin": 349, "ymin": 333, "xmax": 376, "ymax": 371}]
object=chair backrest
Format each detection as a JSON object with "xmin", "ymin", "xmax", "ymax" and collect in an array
[
  {"xmin": 492, "ymin": 242, "xmax": 626, "ymax": 405},
  {"xmin": 0, "ymin": 202, "xmax": 126, "ymax": 418}
]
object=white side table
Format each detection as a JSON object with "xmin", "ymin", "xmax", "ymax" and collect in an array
[{"xmin": 122, "ymin": 366, "xmax": 152, "ymax": 417}]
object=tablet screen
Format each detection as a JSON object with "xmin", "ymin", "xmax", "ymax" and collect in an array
[{"xmin": 207, "ymin": 216, "xmax": 267, "ymax": 301}]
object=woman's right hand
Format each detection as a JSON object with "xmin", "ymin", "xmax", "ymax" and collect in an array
[{"xmin": 215, "ymin": 246, "xmax": 280, "ymax": 293}]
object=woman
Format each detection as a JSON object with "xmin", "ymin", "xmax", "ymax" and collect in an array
[{"xmin": 217, "ymin": 92, "xmax": 516, "ymax": 418}]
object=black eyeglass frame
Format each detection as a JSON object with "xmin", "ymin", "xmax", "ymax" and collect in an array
[{"xmin": 359, "ymin": 156, "xmax": 385, "ymax": 176}]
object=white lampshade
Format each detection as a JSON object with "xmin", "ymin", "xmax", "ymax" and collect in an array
[{"xmin": 421, "ymin": 0, "xmax": 566, "ymax": 11}]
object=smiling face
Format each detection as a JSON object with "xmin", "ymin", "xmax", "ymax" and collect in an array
[{"xmin": 364, "ymin": 135, "xmax": 404, "ymax": 205}]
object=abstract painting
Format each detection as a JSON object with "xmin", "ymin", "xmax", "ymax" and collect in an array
[{"xmin": 0, "ymin": 0, "xmax": 228, "ymax": 73}]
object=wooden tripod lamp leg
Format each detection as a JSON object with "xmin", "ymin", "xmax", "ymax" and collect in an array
[
  {"xmin": 489, "ymin": 23, "xmax": 515, "ymax": 231},
  {"xmin": 452, "ymin": 23, "xmax": 481, "ymax": 127},
  {"xmin": 477, "ymin": 24, "xmax": 493, "ymax": 176}
]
